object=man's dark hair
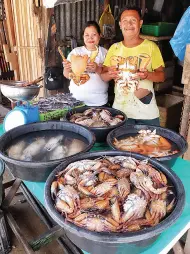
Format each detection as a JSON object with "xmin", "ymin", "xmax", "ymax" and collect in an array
[
  {"xmin": 83, "ymin": 21, "xmax": 101, "ymax": 35},
  {"xmin": 119, "ymin": 6, "xmax": 142, "ymax": 21}
]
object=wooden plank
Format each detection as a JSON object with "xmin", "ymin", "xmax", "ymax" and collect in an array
[
  {"xmin": 3, "ymin": 44, "xmax": 19, "ymax": 80},
  {"xmin": 180, "ymin": 96, "xmax": 190, "ymax": 139},
  {"xmin": 183, "ymin": 84, "xmax": 190, "ymax": 96},
  {"xmin": 6, "ymin": 211, "xmax": 35, "ymax": 254},
  {"xmin": 2, "ymin": 20, "xmax": 11, "ymax": 47},
  {"xmin": 184, "ymin": 229, "xmax": 190, "ymax": 254},
  {"xmin": 182, "ymin": 44, "xmax": 190, "ymax": 86},
  {"xmin": 20, "ymin": 0, "xmax": 29, "ymax": 81},
  {"xmin": 183, "ymin": 114, "xmax": 190, "ymax": 160},
  {"xmin": 173, "ymin": 241, "xmax": 185, "ymax": 254},
  {"xmin": 2, "ymin": 179, "xmax": 21, "ymax": 209},
  {"xmin": 140, "ymin": 34, "xmax": 172, "ymax": 42},
  {"xmin": 12, "ymin": 0, "xmax": 23, "ymax": 79},
  {"xmin": 3, "ymin": 44, "xmax": 11, "ymax": 62},
  {"xmin": 32, "ymin": 4, "xmax": 39, "ymax": 80},
  {"xmin": 3, "ymin": 0, "xmax": 16, "ymax": 47}
]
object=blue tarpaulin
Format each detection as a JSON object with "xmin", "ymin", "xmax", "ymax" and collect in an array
[{"xmin": 170, "ymin": 6, "xmax": 190, "ymax": 61}]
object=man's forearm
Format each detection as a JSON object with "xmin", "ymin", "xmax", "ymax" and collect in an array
[{"xmin": 147, "ymin": 71, "xmax": 165, "ymax": 83}]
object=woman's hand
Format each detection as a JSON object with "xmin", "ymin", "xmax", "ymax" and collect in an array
[
  {"xmin": 63, "ymin": 60, "xmax": 71, "ymax": 72},
  {"xmin": 86, "ymin": 62, "xmax": 98, "ymax": 73},
  {"xmin": 63, "ymin": 60, "xmax": 71, "ymax": 79}
]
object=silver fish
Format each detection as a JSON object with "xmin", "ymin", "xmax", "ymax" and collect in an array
[
  {"xmin": 66, "ymin": 139, "xmax": 86, "ymax": 156},
  {"xmin": 21, "ymin": 138, "xmax": 46, "ymax": 161},
  {"xmin": 44, "ymin": 135, "xmax": 64, "ymax": 151},
  {"xmin": 49, "ymin": 145, "xmax": 68, "ymax": 160},
  {"xmin": 8, "ymin": 140, "xmax": 26, "ymax": 160}
]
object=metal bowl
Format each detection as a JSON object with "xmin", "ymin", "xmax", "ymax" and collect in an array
[{"xmin": 0, "ymin": 81, "xmax": 42, "ymax": 102}]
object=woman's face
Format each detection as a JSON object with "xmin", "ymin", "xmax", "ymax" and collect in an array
[
  {"xmin": 83, "ymin": 26, "xmax": 100, "ymax": 50},
  {"xmin": 119, "ymin": 10, "xmax": 143, "ymax": 39}
]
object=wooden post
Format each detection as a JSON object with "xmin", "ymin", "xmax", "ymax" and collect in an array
[{"xmin": 180, "ymin": 44, "xmax": 190, "ymax": 158}]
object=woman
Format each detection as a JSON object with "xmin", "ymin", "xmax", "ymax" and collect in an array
[{"xmin": 63, "ymin": 21, "xmax": 108, "ymax": 106}]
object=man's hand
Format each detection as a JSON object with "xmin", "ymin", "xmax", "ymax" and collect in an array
[
  {"xmin": 135, "ymin": 68, "xmax": 148, "ymax": 80},
  {"xmin": 107, "ymin": 66, "xmax": 120, "ymax": 80}
]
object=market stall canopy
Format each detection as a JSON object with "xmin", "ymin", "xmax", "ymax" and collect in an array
[{"xmin": 43, "ymin": 0, "xmax": 82, "ymax": 7}]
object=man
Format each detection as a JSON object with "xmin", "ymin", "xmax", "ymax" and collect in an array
[{"xmin": 101, "ymin": 6, "xmax": 165, "ymax": 126}]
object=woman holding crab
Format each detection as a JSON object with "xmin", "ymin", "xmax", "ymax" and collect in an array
[
  {"xmin": 63, "ymin": 21, "xmax": 108, "ymax": 106},
  {"xmin": 101, "ymin": 6, "xmax": 165, "ymax": 126}
]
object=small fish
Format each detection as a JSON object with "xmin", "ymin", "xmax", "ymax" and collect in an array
[
  {"xmin": 8, "ymin": 140, "xmax": 26, "ymax": 159},
  {"xmin": 49, "ymin": 145, "xmax": 68, "ymax": 160},
  {"xmin": 44, "ymin": 135, "xmax": 64, "ymax": 151},
  {"xmin": 21, "ymin": 138, "xmax": 46, "ymax": 161},
  {"xmin": 66, "ymin": 139, "xmax": 86, "ymax": 156}
]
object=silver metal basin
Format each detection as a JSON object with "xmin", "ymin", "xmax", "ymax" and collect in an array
[{"xmin": 0, "ymin": 81, "xmax": 42, "ymax": 102}]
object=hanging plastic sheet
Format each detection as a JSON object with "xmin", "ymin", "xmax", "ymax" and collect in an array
[{"xmin": 170, "ymin": 6, "xmax": 190, "ymax": 61}]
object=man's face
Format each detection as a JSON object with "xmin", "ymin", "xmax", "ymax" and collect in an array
[{"xmin": 119, "ymin": 10, "xmax": 143, "ymax": 38}]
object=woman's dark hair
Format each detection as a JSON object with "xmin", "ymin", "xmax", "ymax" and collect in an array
[
  {"xmin": 83, "ymin": 21, "xmax": 101, "ymax": 35},
  {"xmin": 119, "ymin": 6, "xmax": 142, "ymax": 21}
]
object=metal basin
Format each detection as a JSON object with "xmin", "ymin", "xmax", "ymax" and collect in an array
[{"xmin": 0, "ymin": 81, "xmax": 42, "ymax": 102}]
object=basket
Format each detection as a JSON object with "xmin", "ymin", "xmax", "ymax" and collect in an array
[
  {"xmin": 142, "ymin": 22, "xmax": 177, "ymax": 37},
  {"xmin": 39, "ymin": 104, "xmax": 85, "ymax": 121}
]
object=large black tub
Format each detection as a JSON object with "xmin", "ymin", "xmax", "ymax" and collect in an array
[
  {"xmin": 107, "ymin": 125, "xmax": 188, "ymax": 166},
  {"xmin": 44, "ymin": 151, "xmax": 185, "ymax": 254},
  {"xmin": 65, "ymin": 106, "xmax": 127, "ymax": 143},
  {"xmin": 0, "ymin": 121, "xmax": 95, "ymax": 182}
]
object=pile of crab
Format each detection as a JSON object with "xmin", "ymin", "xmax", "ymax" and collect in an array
[
  {"xmin": 113, "ymin": 129, "xmax": 179, "ymax": 157},
  {"xmin": 51, "ymin": 156, "xmax": 175, "ymax": 233},
  {"xmin": 68, "ymin": 108, "xmax": 124, "ymax": 127}
]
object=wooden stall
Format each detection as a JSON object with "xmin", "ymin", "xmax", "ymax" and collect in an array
[{"xmin": 2, "ymin": 0, "xmax": 51, "ymax": 97}]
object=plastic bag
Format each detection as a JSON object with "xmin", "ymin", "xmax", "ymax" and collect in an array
[
  {"xmin": 170, "ymin": 6, "xmax": 190, "ymax": 61},
  {"xmin": 44, "ymin": 67, "xmax": 64, "ymax": 90},
  {"xmin": 99, "ymin": 5, "xmax": 115, "ymax": 40}
]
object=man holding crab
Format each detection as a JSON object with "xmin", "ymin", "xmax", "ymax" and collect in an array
[{"xmin": 101, "ymin": 6, "xmax": 165, "ymax": 126}]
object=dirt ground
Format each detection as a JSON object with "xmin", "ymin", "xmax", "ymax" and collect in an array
[{"xmin": 3, "ymin": 168, "xmax": 64, "ymax": 254}]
